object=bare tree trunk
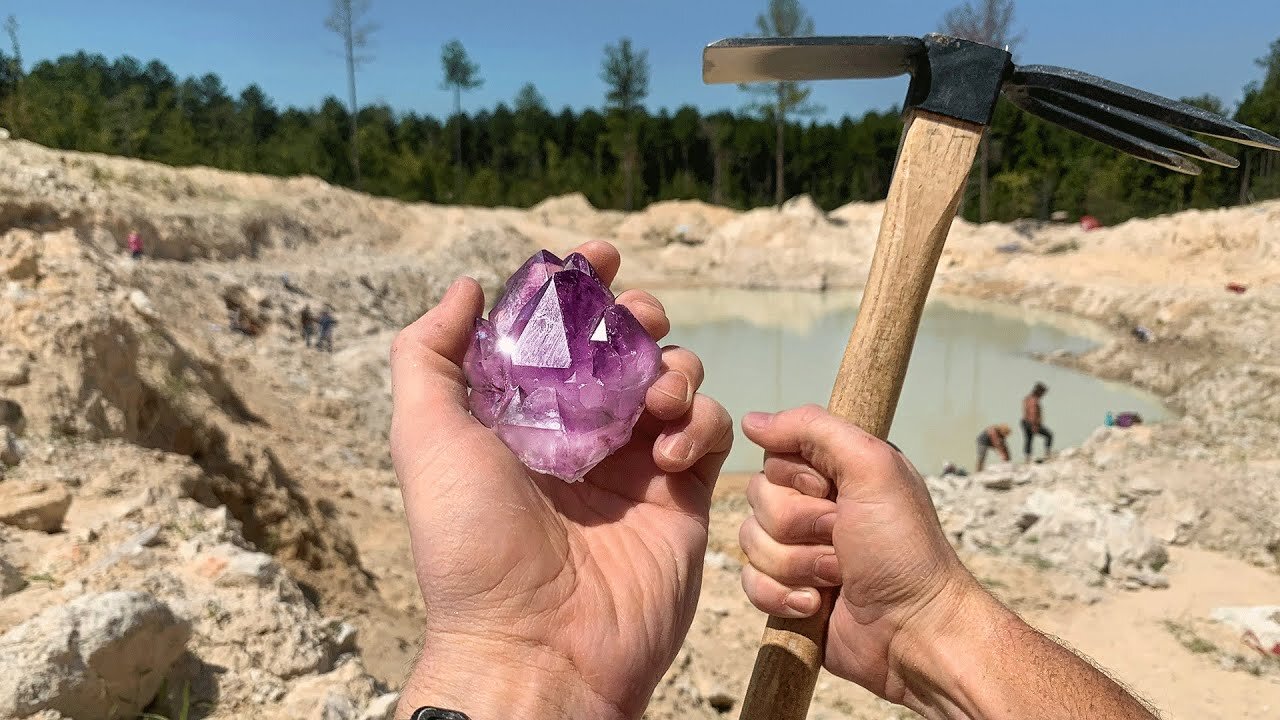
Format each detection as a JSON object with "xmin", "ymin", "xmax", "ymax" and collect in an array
[
  {"xmin": 454, "ymin": 86, "xmax": 463, "ymax": 202},
  {"xmin": 623, "ymin": 127, "xmax": 635, "ymax": 211},
  {"xmin": 775, "ymin": 113, "xmax": 785, "ymax": 206},
  {"xmin": 5, "ymin": 17, "xmax": 23, "ymax": 138},
  {"xmin": 979, "ymin": 136, "xmax": 990, "ymax": 222},
  {"xmin": 711, "ymin": 148, "xmax": 724, "ymax": 205},
  {"xmin": 344, "ymin": 24, "xmax": 361, "ymax": 188},
  {"xmin": 1239, "ymin": 151, "xmax": 1252, "ymax": 205}
]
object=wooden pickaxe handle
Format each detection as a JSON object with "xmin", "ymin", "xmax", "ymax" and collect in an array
[{"xmin": 738, "ymin": 108, "xmax": 985, "ymax": 720}]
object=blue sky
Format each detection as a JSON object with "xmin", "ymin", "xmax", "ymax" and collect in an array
[{"xmin": 6, "ymin": 0, "xmax": 1279, "ymax": 121}]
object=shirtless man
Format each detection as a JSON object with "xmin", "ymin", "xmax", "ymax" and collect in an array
[
  {"xmin": 1022, "ymin": 382, "xmax": 1053, "ymax": 462},
  {"xmin": 976, "ymin": 423, "xmax": 1011, "ymax": 471}
]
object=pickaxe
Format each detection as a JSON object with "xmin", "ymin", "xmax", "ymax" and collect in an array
[{"xmin": 703, "ymin": 34, "xmax": 1280, "ymax": 720}]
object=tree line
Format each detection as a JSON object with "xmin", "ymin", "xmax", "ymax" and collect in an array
[{"xmin": 0, "ymin": 2, "xmax": 1278, "ymax": 225}]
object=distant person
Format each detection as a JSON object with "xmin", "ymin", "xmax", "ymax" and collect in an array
[
  {"xmin": 316, "ymin": 308, "xmax": 337, "ymax": 352},
  {"xmin": 1022, "ymin": 382, "xmax": 1053, "ymax": 463},
  {"xmin": 127, "ymin": 231, "xmax": 144, "ymax": 260},
  {"xmin": 976, "ymin": 423, "xmax": 1012, "ymax": 472},
  {"xmin": 300, "ymin": 305, "xmax": 316, "ymax": 348}
]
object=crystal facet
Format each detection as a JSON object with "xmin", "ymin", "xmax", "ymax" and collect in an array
[{"xmin": 463, "ymin": 250, "xmax": 662, "ymax": 481}]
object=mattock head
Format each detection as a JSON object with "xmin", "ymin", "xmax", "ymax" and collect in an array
[{"xmin": 703, "ymin": 34, "xmax": 1280, "ymax": 175}]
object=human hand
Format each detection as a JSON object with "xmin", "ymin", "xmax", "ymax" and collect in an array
[
  {"xmin": 390, "ymin": 241, "xmax": 733, "ymax": 720},
  {"xmin": 737, "ymin": 405, "xmax": 988, "ymax": 706}
]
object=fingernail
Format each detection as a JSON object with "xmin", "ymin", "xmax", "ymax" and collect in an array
[
  {"xmin": 441, "ymin": 277, "xmax": 464, "ymax": 302},
  {"xmin": 661, "ymin": 434, "xmax": 694, "ymax": 463},
  {"xmin": 794, "ymin": 472, "xmax": 830, "ymax": 499},
  {"xmin": 815, "ymin": 554, "xmax": 842, "ymax": 584},
  {"xmin": 814, "ymin": 512, "xmax": 837, "ymax": 538},
  {"xmin": 653, "ymin": 371, "xmax": 691, "ymax": 403},
  {"xmin": 784, "ymin": 590, "xmax": 819, "ymax": 616},
  {"xmin": 743, "ymin": 412, "xmax": 774, "ymax": 431}
]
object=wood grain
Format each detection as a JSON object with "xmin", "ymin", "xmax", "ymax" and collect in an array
[{"xmin": 738, "ymin": 108, "xmax": 985, "ymax": 720}]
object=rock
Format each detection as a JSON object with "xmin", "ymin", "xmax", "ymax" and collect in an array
[
  {"xmin": 0, "ymin": 398, "xmax": 23, "ymax": 431},
  {"xmin": 0, "ymin": 479, "xmax": 71, "ymax": 532},
  {"xmin": 1126, "ymin": 570, "xmax": 1170, "ymax": 589},
  {"xmin": 86, "ymin": 525, "xmax": 162, "ymax": 575},
  {"xmin": 1016, "ymin": 488, "xmax": 1167, "ymax": 580},
  {"xmin": 981, "ymin": 468, "xmax": 1015, "ymax": 491},
  {"xmin": 0, "ymin": 229, "xmax": 39, "ymax": 280},
  {"xmin": 0, "ymin": 347, "xmax": 29, "ymax": 387},
  {"xmin": 280, "ymin": 657, "xmax": 379, "ymax": 720},
  {"xmin": 0, "ymin": 127, "xmax": 10, "ymax": 140},
  {"xmin": 0, "ymin": 591, "xmax": 191, "ymax": 719},
  {"xmin": 330, "ymin": 620, "xmax": 359, "ymax": 655},
  {"xmin": 190, "ymin": 542, "xmax": 281, "ymax": 587},
  {"xmin": 129, "ymin": 289, "xmax": 158, "ymax": 318},
  {"xmin": 359, "ymin": 693, "xmax": 399, "ymax": 720},
  {"xmin": 0, "ymin": 556, "xmax": 26, "ymax": 596},
  {"xmin": 1210, "ymin": 606, "xmax": 1280, "ymax": 656},
  {"xmin": 704, "ymin": 688, "xmax": 736, "ymax": 713},
  {"xmin": 0, "ymin": 426, "xmax": 23, "ymax": 465}
]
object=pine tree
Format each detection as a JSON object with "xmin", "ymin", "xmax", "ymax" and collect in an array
[
  {"xmin": 740, "ymin": 0, "xmax": 820, "ymax": 206},
  {"xmin": 325, "ymin": 0, "xmax": 376, "ymax": 188},
  {"xmin": 441, "ymin": 39, "xmax": 483, "ymax": 202},
  {"xmin": 601, "ymin": 37, "xmax": 649, "ymax": 210}
]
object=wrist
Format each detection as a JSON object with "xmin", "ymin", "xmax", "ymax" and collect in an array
[
  {"xmin": 889, "ymin": 577, "xmax": 1026, "ymax": 719},
  {"xmin": 397, "ymin": 632, "xmax": 631, "ymax": 720}
]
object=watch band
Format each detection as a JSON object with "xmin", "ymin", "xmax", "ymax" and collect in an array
[{"xmin": 410, "ymin": 708, "xmax": 470, "ymax": 720}]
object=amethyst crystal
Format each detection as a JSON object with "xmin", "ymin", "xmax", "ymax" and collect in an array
[{"xmin": 463, "ymin": 250, "xmax": 662, "ymax": 481}]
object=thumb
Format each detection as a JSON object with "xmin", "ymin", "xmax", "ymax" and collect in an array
[
  {"xmin": 390, "ymin": 277, "xmax": 485, "ymax": 460},
  {"xmin": 741, "ymin": 405, "xmax": 896, "ymax": 494}
]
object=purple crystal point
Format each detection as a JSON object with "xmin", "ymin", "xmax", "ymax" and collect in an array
[{"xmin": 463, "ymin": 250, "xmax": 662, "ymax": 481}]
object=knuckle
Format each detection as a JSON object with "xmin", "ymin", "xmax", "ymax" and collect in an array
[
  {"xmin": 862, "ymin": 438, "xmax": 899, "ymax": 470},
  {"xmin": 737, "ymin": 516, "xmax": 756, "ymax": 555},
  {"xmin": 766, "ymin": 502, "xmax": 799, "ymax": 540},
  {"xmin": 794, "ymin": 404, "xmax": 827, "ymax": 426}
]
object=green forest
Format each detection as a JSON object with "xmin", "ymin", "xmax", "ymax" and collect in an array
[{"xmin": 1, "ymin": 12, "xmax": 1279, "ymax": 225}]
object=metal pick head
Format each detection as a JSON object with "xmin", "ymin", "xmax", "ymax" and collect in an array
[{"xmin": 702, "ymin": 34, "xmax": 1280, "ymax": 174}]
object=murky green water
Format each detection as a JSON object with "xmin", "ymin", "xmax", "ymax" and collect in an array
[{"xmin": 654, "ymin": 288, "xmax": 1167, "ymax": 476}]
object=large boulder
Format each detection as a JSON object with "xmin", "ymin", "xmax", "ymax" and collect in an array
[
  {"xmin": 0, "ymin": 479, "xmax": 71, "ymax": 531},
  {"xmin": 0, "ymin": 591, "xmax": 191, "ymax": 719},
  {"xmin": 1016, "ymin": 488, "xmax": 1168, "ymax": 579}
]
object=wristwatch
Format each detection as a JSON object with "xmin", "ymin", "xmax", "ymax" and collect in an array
[{"xmin": 410, "ymin": 709, "xmax": 470, "ymax": 720}]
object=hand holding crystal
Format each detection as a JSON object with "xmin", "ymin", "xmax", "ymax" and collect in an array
[{"xmin": 389, "ymin": 241, "xmax": 733, "ymax": 720}]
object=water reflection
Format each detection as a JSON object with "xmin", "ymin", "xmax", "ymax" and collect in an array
[{"xmin": 654, "ymin": 288, "xmax": 1166, "ymax": 476}]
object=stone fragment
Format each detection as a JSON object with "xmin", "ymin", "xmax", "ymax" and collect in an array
[
  {"xmin": 191, "ymin": 542, "xmax": 281, "ymax": 587},
  {"xmin": 0, "ymin": 425, "xmax": 23, "ymax": 465},
  {"xmin": 0, "ymin": 591, "xmax": 191, "ymax": 719},
  {"xmin": 0, "ymin": 346, "xmax": 30, "ymax": 386},
  {"xmin": 0, "ymin": 556, "xmax": 26, "ymax": 596},
  {"xmin": 1210, "ymin": 606, "xmax": 1280, "ymax": 657},
  {"xmin": 360, "ymin": 693, "xmax": 400, "ymax": 720},
  {"xmin": 0, "ymin": 479, "xmax": 71, "ymax": 532},
  {"xmin": 464, "ymin": 250, "xmax": 661, "ymax": 481}
]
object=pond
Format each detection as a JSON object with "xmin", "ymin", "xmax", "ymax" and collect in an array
[{"xmin": 654, "ymin": 288, "xmax": 1167, "ymax": 476}]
